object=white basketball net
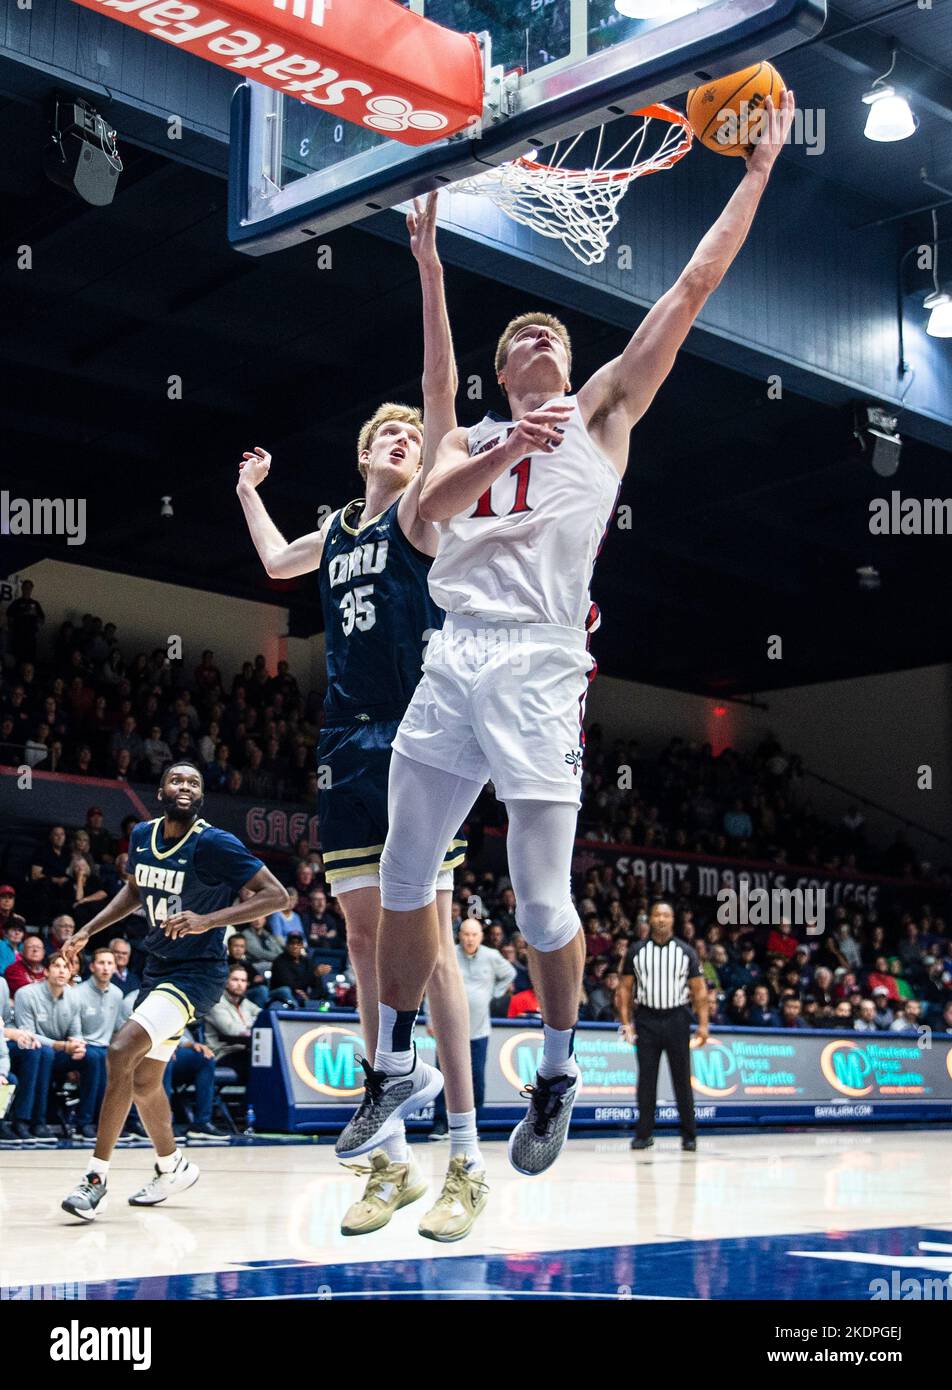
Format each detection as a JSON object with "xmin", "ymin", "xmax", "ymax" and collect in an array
[{"xmin": 453, "ymin": 104, "xmax": 693, "ymax": 267}]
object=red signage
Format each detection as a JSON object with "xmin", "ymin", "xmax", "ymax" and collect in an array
[{"xmin": 71, "ymin": 0, "xmax": 483, "ymax": 145}]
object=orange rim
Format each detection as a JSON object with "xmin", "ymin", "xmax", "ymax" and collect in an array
[{"xmin": 512, "ymin": 103, "xmax": 693, "ymax": 182}]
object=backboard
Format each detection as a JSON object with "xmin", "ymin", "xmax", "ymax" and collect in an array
[{"xmin": 228, "ymin": 0, "xmax": 825, "ymax": 255}]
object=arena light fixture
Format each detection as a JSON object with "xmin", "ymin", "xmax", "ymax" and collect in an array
[
  {"xmin": 856, "ymin": 406, "xmax": 902, "ymax": 478},
  {"xmin": 924, "ymin": 290, "xmax": 952, "ymax": 337},
  {"xmin": 861, "ymin": 47, "xmax": 917, "ymax": 142}
]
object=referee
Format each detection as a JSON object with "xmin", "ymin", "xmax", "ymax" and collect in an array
[{"xmin": 616, "ymin": 901, "xmax": 709, "ymax": 1152}]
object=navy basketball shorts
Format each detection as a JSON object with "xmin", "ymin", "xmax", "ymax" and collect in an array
[
  {"xmin": 318, "ymin": 717, "xmax": 466, "ymax": 893},
  {"xmin": 128, "ymin": 961, "xmax": 228, "ymax": 1062}
]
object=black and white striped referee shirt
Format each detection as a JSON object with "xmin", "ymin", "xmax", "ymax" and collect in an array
[{"xmin": 622, "ymin": 936, "xmax": 702, "ymax": 1010}]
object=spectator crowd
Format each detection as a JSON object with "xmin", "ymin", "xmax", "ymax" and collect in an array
[{"xmin": 2, "ymin": 585, "xmax": 952, "ymax": 1143}]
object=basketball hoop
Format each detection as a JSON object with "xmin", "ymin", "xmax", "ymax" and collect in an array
[{"xmin": 452, "ymin": 104, "xmax": 693, "ymax": 267}]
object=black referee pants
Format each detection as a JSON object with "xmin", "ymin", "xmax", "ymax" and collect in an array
[{"xmin": 635, "ymin": 1006, "xmax": 696, "ymax": 1141}]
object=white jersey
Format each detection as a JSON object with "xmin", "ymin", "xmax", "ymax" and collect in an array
[{"xmin": 426, "ymin": 394, "xmax": 621, "ymax": 632}]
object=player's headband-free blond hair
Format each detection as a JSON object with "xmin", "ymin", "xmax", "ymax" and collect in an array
[
  {"xmin": 494, "ymin": 313, "xmax": 573, "ymax": 383},
  {"xmin": 357, "ymin": 404, "xmax": 424, "ymax": 480}
]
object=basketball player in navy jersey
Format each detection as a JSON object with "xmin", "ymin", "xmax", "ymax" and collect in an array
[
  {"xmin": 238, "ymin": 194, "xmax": 487, "ymax": 1241},
  {"xmin": 59, "ymin": 761, "xmax": 289, "ymax": 1219},
  {"xmin": 343, "ymin": 93, "xmax": 796, "ymax": 1177}
]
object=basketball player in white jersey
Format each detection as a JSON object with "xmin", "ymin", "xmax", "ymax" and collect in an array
[{"xmin": 335, "ymin": 92, "xmax": 796, "ymax": 1175}]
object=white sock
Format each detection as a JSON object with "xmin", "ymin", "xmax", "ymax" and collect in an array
[
  {"xmin": 375, "ymin": 1003, "xmax": 417, "ymax": 1075},
  {"xmin": 88, "ymin": 1155, "xmax": 109, "ymax": 1179},
  {"xmin": 382, "ymin": 1128, "xmax": 409, "ymax": 1165},
  {"xmin": 538, "ymin": 1024, "xmax": 579, "ymax": 1080},
  {"xmin": 156, "ymin": 1149, "xmax": 180, "ymax": 1173},
  {"xmin": 448, "ymin": 1110, "xmax": 482, "ymax": 1169}
]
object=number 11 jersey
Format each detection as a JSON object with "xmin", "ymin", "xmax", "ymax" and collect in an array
[{"xmin": 426, "ymin": 395, "xmax": 621, "ymax": 632}]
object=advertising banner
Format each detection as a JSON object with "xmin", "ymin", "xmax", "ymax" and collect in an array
[
  {"xmin": 69, "ymin": 0, "xmax": 483, "ymax": 144},
  {"xmin": 479, "ymin": 828, "xmax": 948, "ymax": 919},
  {"xmin": 248, "ymin": 1013, "xmax": 952, "ymax": 1133}
]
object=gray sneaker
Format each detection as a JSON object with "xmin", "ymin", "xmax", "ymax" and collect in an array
[
  {"xmin": 507, "ymin": 1070, "xmax": 581, "ymax": 1176},
  {"xmin": 335, "ymin": 1052, "xmax": 443, "ymax": 1160},
  {"xmin": 62, "ymin": 1173, "xmax": 109, "ymax": 1222}
]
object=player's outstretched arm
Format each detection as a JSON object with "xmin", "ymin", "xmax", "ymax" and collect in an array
[
  {"xmin": 418, "ymin": 405, "xmax": 572, "ymax": 523},
  {"xmin": 399, "ymin": 192, "xmax": 459, "ymax": 551},
  {"xmin": 163, "ymin": 865, "xmax": 290, "ymax": 939},
  {"xmin": 578, "ymin": 90, "xmax": 795, "ymax": 470},
  {"xmin": 237, "ymin": 447, "xmax": 330, "ymax": 578},
  {"xmin": 61, "ymin": 880, "xmax": 142, "ymax": 968}
]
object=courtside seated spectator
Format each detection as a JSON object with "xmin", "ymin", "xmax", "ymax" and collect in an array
[
  {"xmin": 889, "ymin": 999, "xmax": 922, "ymax": 1032},
  {"xmin": 766, "ymin": 920, "xmax": 798, "ymax": 960},
  {"xmin": 73, "ymin": 947, "xmax": 123, "ymax": 1138},
  {"xmin": 267, "ymin": 932, "xmax": 316, "ymax": 1007},
  {"xmin": 871, "ymin": 987, "xmax": 895, "ymax": 1029},
  {"xmin": 108, "ymin": 938, "xmax": 141, "ymax": 997},
  {"xmin": 243, "ymin": 915, "xmax": 285, "ymax": 972},
  {"xmin": 5, "ymin": 933, "xmax": 46, "ymax": 996},
  {"xmin": 0, "ymin": 973, "xmax": 40, "ymax": 1141},
  {"xmin": 266, "ymin": 904, "xmax": 301, "ymax": 942},
  {"xmin": 0, "ymin": 885, "xmax": 26, "ymax": 939},
  {"xmin": 225, "ymin": 934, "xmax": 268, "ymax": 1007},
  {"xmin": 10, "ymin": 952, "xmax": 104, "ymax": 1139},
  {"xmin": 0, "ymin": 915, "xmax": 26, "ymax": 976},
  {"xmin": 204, "ymin": 966, "xmax": 260, "ymax": 1085},
  {"xmin": 854, "ymin": 999, "xmax": 878, "ymax": 1031},
  {"xmin": 163, "ymin": 1027, "xmax": 228, "ymax": 1140}
]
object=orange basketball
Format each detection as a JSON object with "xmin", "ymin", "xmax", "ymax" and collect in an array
[{"xmin": 686, "ymin": 62, "xmax": 786, "ymax": 156}]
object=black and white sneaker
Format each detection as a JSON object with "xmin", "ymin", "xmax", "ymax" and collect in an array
[
  {"xmin": 507, "ymin": 1070, "xmax": 581, "ymax": 1176},
  {"xmin": 128, "ymin": 1150, "xmax": 200, "ymax": 1206},
  {"xmin": 62, "ymin": 1172, "xmax": 109, "ymax": 1221},
  {"xmin": 335, "ymin": 1052, "xmax": 443, "ymax": 1161}
]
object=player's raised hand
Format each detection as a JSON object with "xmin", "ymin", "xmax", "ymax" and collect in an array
[
  {"xmin": 745, "ymin": 89, "xmax": 795, "ymax": 177},
  {"xmin": 502, "ymin": 403, "xmax": 573, "ymax": 460},
  {"xmin": 61, "ymin": 929, "xmax": 89, "ymax": 971},
  {"xmin": 163, "ymin": 910, "xmax": 211, "ymax": 940},
  {"xmin": 407, "ymin": 191, "xmax": 439, "ymax": 266},
  {"xmin": 237, "ymin": 447, "xmax": 272, "ymax": 492}
]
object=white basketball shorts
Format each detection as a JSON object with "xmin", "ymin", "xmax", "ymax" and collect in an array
[{"xmin": 392, "ymin": 612, "xmax": 595, "ymax": 806}]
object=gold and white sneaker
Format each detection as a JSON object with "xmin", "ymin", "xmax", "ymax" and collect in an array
[
  {"xmin": 340, "ymin": 1149, "xmax": 427, "ymax": 1236},
  {"xmin": 418, "ymin": 1155, "xmax": 489, "ymax": 1243}
]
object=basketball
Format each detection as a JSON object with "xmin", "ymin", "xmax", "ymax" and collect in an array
[{"xmin": 687, "ymin": 61, "xmax": 786, "ymax": 156}]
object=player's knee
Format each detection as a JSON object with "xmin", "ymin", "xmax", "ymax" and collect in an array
[
  {"xmin": 340, "ymin": 912, "xmax": 377, "ymax": 959},
  {"xmin": 430, "ymin": 942, "xmax": 460, "ymax": 991},
  {"xmin": 517, "ymin": 897, "xmax": 580, "ymax": 953},
  {"xmin": 107, "ymin": 1037, "xmax": 138, "ymax": 1074},
  {"xmin": 379, "ymin": 845, "xmax": 438, "ymax": 913}
]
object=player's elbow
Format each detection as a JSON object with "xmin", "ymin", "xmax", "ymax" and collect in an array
[
  {"xmin": 681, "ymin": 265, "xmax": 720, "ymax": 303},
  {"xmin": 264, "ymin": 554, "xmax": 291, "ymax": 580}
]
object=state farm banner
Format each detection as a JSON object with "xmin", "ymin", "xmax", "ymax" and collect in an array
[
  {"xmin": 71, "ymin": 0, "xmax": 483, "ymax": 144},
  {"xmin": 249, "ymin": 1013, "xmax": 952, "ymax": 1132},
  {"xmin": 478, "ymin": 828, "xmax": 945, "ymax": 920}
]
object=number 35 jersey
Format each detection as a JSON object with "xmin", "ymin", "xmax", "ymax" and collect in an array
[
  {"xmin": 130, "ymin": 817, "xmax": 264, "ymax": 965},
  {"xmin": 319, "ymin": 497, "xmax": 445, "ymax": 722},
  {"xmin": 426, "ymin": 395, "xmax": 621, "ymax": 632}
]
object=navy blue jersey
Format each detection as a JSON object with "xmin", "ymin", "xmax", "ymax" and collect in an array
[
  {"xmin": 319, "ymin": 497, "xmax": 444, "ymax": 722},
  {"xmin": 129, "ymin": 818, "xmax": 264, "ymax": 965}
]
